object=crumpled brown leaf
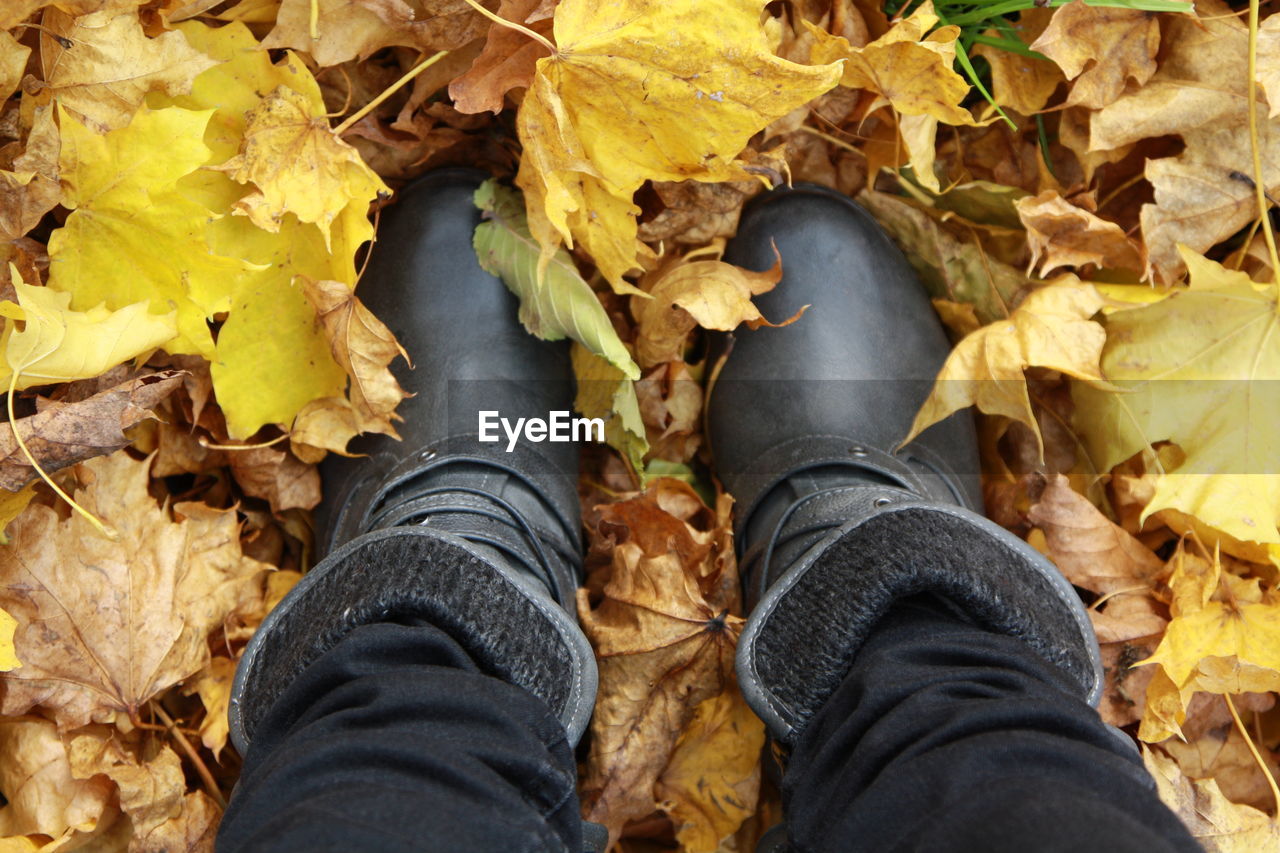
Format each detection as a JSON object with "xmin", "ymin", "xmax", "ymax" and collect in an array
[
  {"xmin": 449, "ymin": 0, "xmax": 555, "ymax": 114},
  {"xmin": 1031, "ymin": 0, "xmax": 1159, "ymax": 109},
  {"xmin": 577, "ymin": 480, "xmax": 750, "ymax": 848},
  {"xmin": 0, "ymin": 452, "xmax": 269, "ymax": 730},
  {"xmin": 1015, "ymin": 190, "xmax": 1143, "ymax": 276},
  {"xmin": 0, "ymin": 369, "xmax": 184, "ymax": 492}
]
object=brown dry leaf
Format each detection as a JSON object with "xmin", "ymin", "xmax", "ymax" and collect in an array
[
  {"xmin": 185, "ymin": 656, "xmax": 236, "ymax": 759},
  {"xmin": 1030, "ymin": 0, "xmax": 1159, "ymax": 109},
  {"xmin": 134, "ymin": 792, "xmax": 219, "ymax": 853},
  {"xmin": 577, "ymin": 481, "xmax": 742, "ymax": 847},
  {"xmin": 229, "ymin": 445, "xmax": 322, "ymax": 513},
  {"xmin": 1028, "ymin": 474, "xmax": 1164, "ymax": 595},
  {"xmin": 302, "ymin": 277, "xmax": 410, "ymax": 443},
  {"xmin": 1145, "ymin": 747, "xmax": 1280, "ymax": 852},
  {"xmin": 0, "ymin": 106, "xmax": 60, "ymax": 247},
  {"xmin": 972, "ymin": 9, "xmax": 1061, "ymax": 115},
  {"xmin": 264, "ymin": 0, "xmax": 485, "ymax": 66},
  {"xmin": 0, "ymin": 719, "xmax": 113, "ymax": 840},
  {"xmin": 654, "ymin": 687, "xmax": 765, "ymax": 853},
  {"xmin": 0, "ymin": 370, "xmax": 184, "ymax": 491},
  {"xmin": 0, "ymin": 452, "xmax": 268, "ymax": 730},
  {"xmin": 1090, "ymin": 0, "xmax": 1275, "ymax": 282},
  {"xmin": 632, "ymin": 253, "xmax": 801, "ymax": 369},
  {"xmin": 37, "ymin": 9, "xmax": 217, "ymax": 132},
  {"xmin": 449, "ymin": 0, "xmax": 554, "ymax": 114},
  {"xmin": 1015, "ymin": 190, "xmax": 1143, "ymax": 276},
  {"xmin": 67, "ymin": 733, "xmax": 185, "ymax": 840}
]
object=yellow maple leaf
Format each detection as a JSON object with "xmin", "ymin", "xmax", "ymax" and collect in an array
[
  {"xmin": 216, "ymin": 85, "xmax": 389, "ymax": 246},
  {"xmin": 1137, "ymin": 545, "xmax": 1280, "ymax": 741},
  {"xmin": 38, "ymin": 9, "xmax": 217, "ymax": 132},
  {"xmin": 905, "ymin": 278, "xmax": 1106, "ymax": 449},
  {"xmin": 1074, "ymin": 248, "xmax": 1280, "ymax": 544},
  {"xmin": 0, "ymin": 267, "xmax": 177, "ymax": 391},
  {"xmin": 514, "ymin": 0, "xmax": 841, "ymax": 292},
  {"xmin": 807, "ymin": 3, "xmax": 977, "ymax": 191}
]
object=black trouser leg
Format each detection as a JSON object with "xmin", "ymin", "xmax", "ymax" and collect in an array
[
  {"xmin": 217, "ymin": 621, "xmax": 582, "ymax": 853},
  {"xmin": 781, "ymin": 598, "xmax": 1198, "ymax": 853}
]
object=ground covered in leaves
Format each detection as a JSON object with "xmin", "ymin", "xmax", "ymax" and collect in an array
[{"xmin": 0, "ymin": 0, "xmax": 1279, "ymax": 850}]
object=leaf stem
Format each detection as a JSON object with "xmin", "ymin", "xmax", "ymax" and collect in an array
[
  {"xmin": 152, "ymin": 701, "xmax": 228, "ymax": 811},
  {"xmin": 1224, "ymin": 694, "xmax": 1280, "ymax": 817},
  {"xmin": 459, "ymin": 0, "xmax": 558, "ymax": 55},
  {"xmin": 334, "ymin": 51, "xmax": 451, "ymax": 135},
  {"xmin": 1247, "ymin": 0, "xmax": 1280, "ymax": 297},
  {"xmin": 5, "ymin": 371, "xmax": 117, "ymax": 540}
]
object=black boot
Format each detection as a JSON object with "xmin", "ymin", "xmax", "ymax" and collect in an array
[
  {"xmin": 229, "ymin": 170, "xmax": 597, "ymax": 754},
  {"xmin": 707, "ymin": 184, "xmax": 1101, "ymax": 745}
]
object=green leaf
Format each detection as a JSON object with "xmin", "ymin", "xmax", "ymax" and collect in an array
[{"xmin": 473, "ymin": 180, "xmax": 641, "ymax": 380}]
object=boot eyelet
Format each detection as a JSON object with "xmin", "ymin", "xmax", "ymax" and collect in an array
[{"xmin": 849, "ymin": 445, "xmax": 868, "ymax": 457}]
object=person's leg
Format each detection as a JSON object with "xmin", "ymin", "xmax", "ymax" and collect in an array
[
  {"xmin": 218, "ymin": 620, "xmax": 582, "ymax": 853},
  {"xmin": 782, "ymin": 597, "xmax": 1197, "ymax": 853}
]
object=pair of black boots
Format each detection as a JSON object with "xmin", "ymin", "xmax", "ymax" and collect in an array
[{"xmin": 228, "ymin": 170, "xmax": 1101, "ymax": 777}]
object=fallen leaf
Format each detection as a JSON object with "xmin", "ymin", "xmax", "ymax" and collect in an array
[
  {"xmin": 37, "ymin": 9, "xmax": 217, "ymax": 132},
  {"xmin": 185, "ymin": 656, "xmax": 236, "ymax": 759},
  {"xmin": 1030, "ymin": 0, "xmax": 1160, "ymax": 109},
  {"xmin": 264, "ymin": 0, "xmax": 484, "ymax": 66},
  {"xmin": 473, "ymin": 180, "xmax": 639, "ymax": 379},
  {"xmin": 578, "ymin": 482, "xmax": 742, "ymax": 848},
  {"xmin": 0, "ymin": 719, "xmax": 113, "ymax": 840},
  {"xmin": 1073, "ymin": 249, "xmax": 1280, "ymax": 544},
  {"xmin": 632, "ymin": 251, "xmax": 801, "ymax": 369},
  {"xmin": 0, "ymin": 267, "xmax": 178, "ymax": 391},
  {"xmin": 449, "ymin": 0, "xmax": 553, "ymax": 114},
  {"xmin": 0, "ymin": 452, "xmax": 268, "ymax": 730},
  {"xmin": 1089, "ymin": 0, "xmax": 1275, "ymax": 283},
  {"xmin": 67, "ymin": 734, "xmax": 185, "ymax": 839},
  {"xmin": 572, "ymin": 343, "xmax": 647, "ymax": 478},
  {"xmin": 1145, "ymin": 747, "xmax": 1280, "ymax": 851},
  {"xmin": 1015, "ymin": 190, "xmax": 1143, "ymax": 276},
  {"xmin": 904, "ymin": 278, "xmax": 1106, "ymax": 449},
  {"xmin": 515, "ymin": 0, "xmax": 841, "ymax": 291},
  {"xmin": 229, "ymin": 445, "xmax": 322, "ymax": 513},
  {"xmin": 0, "ymin": 371, "xmax": 184, "ymax": 491},
  {"xmin": 216, "ymin": 85, "xmax": 389, "ymax": 245},
  {"xmin": 808, "ymin": 3, "xmax": 976, "ymax": 190},
  {"xmin": 972, "ymin": 9, "xmax": 1061, "ymax": 115},
  {"xmin": 654, "ymin": 687, "xmax": 765, "ymax": 853},
  {"xmin": 1028, "ymin": 473, "xmax": 1163, "ymax": 594},
  {"xmin": 302, "ymin": 277, "xmax": 409, "ymax": 442}
]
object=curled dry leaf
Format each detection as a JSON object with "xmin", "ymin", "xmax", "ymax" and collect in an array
[
  {"xmin": 0, "ymin": 452, "xmax": 269, "ymax": 730},
  {"xmin": 577, "ymin": 481, "xmax": 747, "ymax": 847},
  {"xmin": 449, "ymin": 0, "xmax": 554, "ymax": 114},
  {"xmin": 632, "ymin": 252, "xmax": 801, "ymax": 369},
  {"xmin": 515, "ymin": 0, "xmax": 841, "ymax": 292},
  {"xmin": 228, "ymin": 445, "xmax": 322, "ymax": 513},
  {"xmin": 1015, "ymin": 190, "xmax": 1143, "ymax": 276},
  {"xmin": 1030, "ymin": 0, "xmax": 1160, "ymax": 110},
  {"xmin": 302, "ymin": 277, "xmax": 411, "ymax": 445},
  {"xmin": 0, "ymin": 370, "xmax": 184, "ymax": 491}
]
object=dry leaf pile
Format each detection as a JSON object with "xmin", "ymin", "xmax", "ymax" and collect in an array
[{"xmin": 0, "ymin": 0, "xmax": 1279, "ymax": 850}]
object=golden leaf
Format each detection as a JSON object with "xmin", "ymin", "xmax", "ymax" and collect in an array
[{"xmin": 515, "ymin": 0, "xmax": 841, "ymax": 291}]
